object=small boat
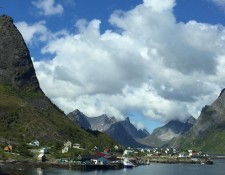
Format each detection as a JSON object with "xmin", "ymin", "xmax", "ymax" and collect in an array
[
  {"xmin": 123, "ymin": 159, "xmax": 134, "ymax": 168},
  {"xmin": 201, "ymin": 158, "xmax": 214, "ymax": 165}
]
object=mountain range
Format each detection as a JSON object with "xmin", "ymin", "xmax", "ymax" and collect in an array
[
  {"xmin": 68, "ymin": 109, "xmax": 149, "ymax": 147},
  {"xmin": 136, "ymin": 117, "xmax": 196, "ymax": 148},
  {"xmin": 67, "ymin": 109, "xmax": 196, "ymax": 148}
]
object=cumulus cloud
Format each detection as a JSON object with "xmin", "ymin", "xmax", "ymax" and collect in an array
[
  {"xmin": 18, "ymin": 0, "xmax": 225, "ymax": 128},
  {"xmin": 32, "ymin": 0, "xmax": 64, "ymax": 16},
  {"xmin": 15, "ymin": 21, "xmax": 49, "ymax": 44}
]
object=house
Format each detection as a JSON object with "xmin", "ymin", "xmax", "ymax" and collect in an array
[
  {"xmin": 146, "ymin": 149, "xmax": 151, "ymax": 153},
  {"xmin": 140, "ymin": 149, "xmax": 145, "ymax": 153},
  {"xmin": 178, "ymin": 152, "xmax": 189, "ymax": 158},
  {"xmin": 92, "ymin": 157, "xmax": 109, "ymax": 165},
  {"xmin": 188, "ymin": 150, "xmax": 200, "ymax": 157},
  {"xmin": 62, "ymin": 140, "xmax": 72, "ymax": 153},
  {"xmin": 40, "ymin": 148, "xmax": 48, "ymax": 154},
  {"xmin": 123, "ymin": 150, "xmax": 133, "ymax": 156},
  {"xmin": 4, "ymin": 144, "xmax": 12, "ymax": 153},
  {"xmin": 64, "ymin": 140, "xmax": 72, "ymax": 148},
  {"xmin": 95, "ymin": 152, "xmax": 106, "ymax": 157},
  {"xmin": 37, "ymin": 154, "xmax": 47, "ymax": 162},
  {"xmin": 62, "ymin": 146, "xmax": 69, "ymax": 153},
  {"xmin": 29, "ymin": 139, "xmax": 40, "ymax": 147},
  {"xmin": 114, "ymin": 145, "xmax": 119, "ymax": 150},
  {"xmin": 73, "ymin": 143, "xmax": 81, "ymax": 149}
]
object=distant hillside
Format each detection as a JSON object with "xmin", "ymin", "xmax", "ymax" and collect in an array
[
  {"xmin": 176, "ymin": 89, "xmax": 225, "ymax": 153},
  {"xmin": 136, "ymin": 117, "xmax": 196, "ymax": 147},
  {"xmin": 68, "ymin": 109, "xmax": 149, "ymax": 147},
  {"xmin": 0, "ymin": 15, "xmax": 115, "ymax": 148}
]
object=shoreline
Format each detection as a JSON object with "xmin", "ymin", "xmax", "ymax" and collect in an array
[{"xmin": 1, "ymin": 155, "xmax": 223, "ymax": 174}]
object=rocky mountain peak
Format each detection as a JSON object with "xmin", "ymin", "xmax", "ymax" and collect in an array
[
  {"xmin": 219, "ymin": 88, "xmax": 225, "ymax": 97},
  {"xmin": 0, "ymin": 15, "xmax": 40, "ymax": 91},
  {"xmin": 186, "ymin": 116, "xmax": 196, "ymax": 125},
  {"xmin": 109, "ymin": 116, "xmax": 117, "ymax": 123},
  {"xmin": 72, "ymin": 109, "xmax": 82, "ymax": 115}
]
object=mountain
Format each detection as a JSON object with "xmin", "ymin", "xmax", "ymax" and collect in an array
[
  {"xmin": 0, "ymin": 15, "xmax": 40, "ymax": 91},
  {"xmin": 105, "ymin": 122, "xmax": 147, "ymax": 148},
  {"xmin": 0, "ymin": 15, "xmax": 115, "ymax": 148},
  {"xmin": 86, "ymin": 114, "xmax": 116, "ymax": 131},
  {"xmin": 67, "ymin": 109, "xmax": 91, "ymax": 129},
  {"xmin": 115, "ymin": 117, "xmax": 149, "ymax": 138},
  {"xmin": 106, "ymin": 118, "xmax": 149, "ymax": 147},
  {"xmin": 136, "ymin": 117, "xmax": 196, "ymax": 147},
  {"xmin": 68, "ymin": 109, "xmax": 117, "ymax": 131},
  {"xmin": 68, "ymin": 110, "xmax": 149, "ymax": 147},
  {"xmin": 176, "ymin": 89, "xmax": 225, "ymax": 153}
]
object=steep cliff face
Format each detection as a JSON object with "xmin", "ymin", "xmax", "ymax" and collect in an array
[
  {"xmin": 0, "ymin": 15, "xmax": 40, "ymax": 90},
  {"xmin": 0, "ymin": 15, "xmax": 115, "ymax": 147},
  {"xmin": 177, "ymin": 89, "xmax": 225, "ymax": 153}
]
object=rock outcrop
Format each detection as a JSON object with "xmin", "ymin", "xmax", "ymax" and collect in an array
[{"xmin": 0, "ymin": 15, "xmax": 40, "ymax": 90}]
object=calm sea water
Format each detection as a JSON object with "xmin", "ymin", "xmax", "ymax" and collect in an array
[{"xmin": 4, "ymin": 159, "xmax": 225, "ymax": 175}]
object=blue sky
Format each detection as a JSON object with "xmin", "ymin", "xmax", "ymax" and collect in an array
[{"xmin": 1, "ymin": 0, "xmax": 225, "ymax": 133}]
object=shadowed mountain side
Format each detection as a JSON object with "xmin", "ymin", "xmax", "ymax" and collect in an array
[{"xmin": 105, "ymin": 122, "xmax": 149, "ymax": 148}]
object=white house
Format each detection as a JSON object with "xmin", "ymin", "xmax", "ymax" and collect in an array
[
  {"xmin": 73, "ymin": 143, "xmax": 81, "ymax": 149},
  {"xmin": 62, "ymin": 146, "xmax": 69, "ymax": 153},
  {"xmin": 92, "ymin": 157, "xmax": 109, "ymax": 165},
  {"xmin": 40, "ymin": 148, "xmax": 48, "ymax": 154},
  {"xmin": 123, "ymin": 150, "xmax": 133, "ymax": 156},
  {"xmin": 29, "ymin": 139, "xmax": 40, "ymax": 147},
  {"xmin": 114, "ymin": 145, "xmax": 119, "ymax": 150},
  {"xmin": 64, "ymin": 140, "xmax": 72, "ymax": 148},
  {"xmin": 178, "ymin": 152, "xmax": 189, "ymax": 158}
]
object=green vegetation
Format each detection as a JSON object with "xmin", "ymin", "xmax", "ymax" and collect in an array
[
  {"xmin": 177, "ymin": 127, "xmax": 225, "ymax": 154},
  {"xmin": 0, "ymin": 83, "xmax": 116, "ymax": 150}
]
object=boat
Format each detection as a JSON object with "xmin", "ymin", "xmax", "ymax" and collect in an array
[
  {"xmin": 123, "ymin": 159, "xmax": 134, "ymax": 168},
  {"xmin": 200, "ymin": 158, "xmax": 214, "ymax": 165}
]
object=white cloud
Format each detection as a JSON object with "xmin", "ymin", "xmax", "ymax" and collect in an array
[
  {"xmin": 15, "ymin": 21, "xmax": 49, "ymax": 44},
  {"xmin": 32, "ymin": 0, "xmax": 64, "ymax": 16},
  {"xmin": 143, "ymin": 0, "xmax": 176, "ymax": 12},
  {"xmin": 21, "ymin": 0, "xmax": 225, "ymax": 125}
]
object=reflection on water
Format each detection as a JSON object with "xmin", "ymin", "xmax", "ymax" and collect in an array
[
  {"xmin": 3, "ymin": 159, "xmax": 225, "ymax": 175},
  {"xmin": 36, "ymin": 168, "xmax": 43, "ymax": 175}
]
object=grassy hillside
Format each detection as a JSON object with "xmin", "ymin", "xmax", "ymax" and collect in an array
[
  {"xmin": 0, "ymin": 83, "xmax": 116, "ymax": 148},
  {"xmin": 176, "ymin": 126, "xmax": 225, "ymax": 154}
]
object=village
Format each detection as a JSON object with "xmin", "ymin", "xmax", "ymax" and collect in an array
[{"xmin": 0, "ymin": 139, "xmax": 214, "ymax": 171}]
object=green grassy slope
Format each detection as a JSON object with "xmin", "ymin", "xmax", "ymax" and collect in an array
[{"xmin": 0, "ymin": 83, "xmax": 116, "ymax": 148}]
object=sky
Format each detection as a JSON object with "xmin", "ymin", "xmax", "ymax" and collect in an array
[{"xmin": 1, "ymin": 0, "xmax": 225, "ymax": 133}]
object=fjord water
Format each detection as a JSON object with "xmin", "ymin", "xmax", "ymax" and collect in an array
[{"xmin": 20, "ymin": 159, "xmax": 225, "ymax": 175}]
